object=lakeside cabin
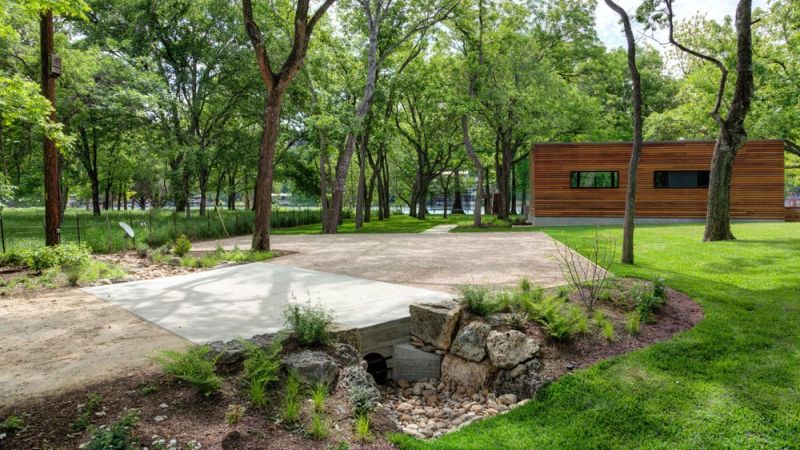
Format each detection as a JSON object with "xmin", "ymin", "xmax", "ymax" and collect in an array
[{"xmin": 526, "ymin": 139, "xmax": 798, "ymax": 225}]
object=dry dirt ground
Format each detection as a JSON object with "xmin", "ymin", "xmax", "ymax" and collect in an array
[{"xmin": 0, "ymin": 289, "xmax": 189, "ymax": 407}]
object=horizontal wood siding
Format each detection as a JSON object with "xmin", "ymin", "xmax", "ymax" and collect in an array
[
  {"xmin": 786, "ymin": 208, "xmax": 800, "ymax": 222},
  {"xmin": 530, "ymin": 140, "xmax": 785, "ymax": 220}
]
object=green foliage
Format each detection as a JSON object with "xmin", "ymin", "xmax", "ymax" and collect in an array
[
  {"xmin": 653, "ymin": 277, "xmax": 667, "ymax": 301},
  {"xmin": 460, "ymin": 286, "xmax": 496, "ymax": 316},
  {"xmin": 71, "ymin": 393, "xmax": 102, "ymax": 432},
  {"xmin": 1, "ymin": 242, "xmax": 91, "ymax": 272},
  {"xmin": 593, "ymin": 311, "xmax": 615, "ymax": 342},
  {"xmin": 308, "ymin": 412, "xmax": 330, "ymax": 440},
  {"xmin": 311, "ymin": 383, "xmax": 327, "ymax": 414},
  {"xmin": 173, "ymin": 234, "xmax": 192, "ymax": 257},
  {"xmin": 350, "ymin": 386, "xmax": 380, "ymax": 416},
  {"xmin": 354, "ymin": 412, "xmax": 373, "ymax": 443},
  {"xmin": 519, "ymin": 278, "xmax": 532, "ymax": 292},
  {"xmin": 281, "ymin": 372, "xmax": 301, "ymax": 424},
  {"xmin": 625, "ymin": 311, "xmax": 641, "ymax": 336},
  {"xmin": 283, "ymin": 303, "xmax": 334, "ymax": 346},
  {"xmin": 526, "ymin": 296, "xmax": 587, "ymax": 341},
  {"xmin": 241, "ymin": 337, "xmax": 284, "ymax": 409},
  {"xmin": 1, "ymin": 415, "xmax": 25, "ymax": 432},
  {"xmin": 225, "ymin": 404, "xmax": 246, "ymax": 427},
  {"xmin": 633, "ymin": 285, "xmax": 665, "ymax": 323},
  {"xmin": 154, "ymin": 346, "xmax": 221, "ymax": 397},
  {"xmin": 84, "ymin": 412, "xmax": 139, "ymax": 450}
]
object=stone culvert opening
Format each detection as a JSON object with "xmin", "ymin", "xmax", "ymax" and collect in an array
[{"xmin": 364, "ymin": 352, "xmax": 392, "ymax": 384}]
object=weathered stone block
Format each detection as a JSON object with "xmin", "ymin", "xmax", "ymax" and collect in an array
[
  {"xmin": 450, "ymin": 321, "xmax": 491, "ymax": 362},
  {"xmin": 486, "ymin": 330, "xmax": 540, "ymax": 369},
  {"xmin": 409, "ymin": 301, "xmax": 462, "ymax": 351},
  {"xmin": 283, "ymin": 350, "xmax": 339, "ymax": 387},
  {"xmin": 441, "ymin": 353, "xmax": 494, "ymax": 393},
  {"xmin": 393, "ymin": 343, "xmax": 443, "ymax": 381},
  {"xmin": 492, "ymin": 358, "xmax": 544, "ymax": 399}
]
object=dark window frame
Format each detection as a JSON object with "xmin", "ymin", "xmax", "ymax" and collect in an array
[
  {"xmin": 653, "ymin": 170, "xmax": 710, "ymax": 189},
  {"xmin": 569, "ymin": 171, "xmax": 619, "ymax": 189}
]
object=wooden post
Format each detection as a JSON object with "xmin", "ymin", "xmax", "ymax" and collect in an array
[
  {"xmin": 41, "ymin": 11, "xmax": 60, "ymax": 246},
  {"xmin": 76, "ymin": 213, "xmax": 80, "ymax": 244}
]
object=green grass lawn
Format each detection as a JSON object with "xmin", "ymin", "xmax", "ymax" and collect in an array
[
  {"xmin": 393, "ymin": 222, "xmax": 800, "ymax": 449},
  {"xmin": 272, "ymin": 213, "xmax": 469, "ymax": 235}
]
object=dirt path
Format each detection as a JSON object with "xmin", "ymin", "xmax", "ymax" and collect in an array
[{"xmin": 0, "ymin": 289, "xmax": 188, "ymax": 407}]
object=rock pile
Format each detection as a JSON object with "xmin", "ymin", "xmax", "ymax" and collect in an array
[{"xmin": 383, "ymin": 379, "xmax": 529, "ymax": 439}]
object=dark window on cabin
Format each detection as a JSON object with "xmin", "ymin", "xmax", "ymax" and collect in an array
[
  {"xmin": 570, "ymin": 171, "xmax": 619, "ymax": 188},
  {"xmin": 653, "ymin": 171, "xmax": 710, "ymax": 188}
]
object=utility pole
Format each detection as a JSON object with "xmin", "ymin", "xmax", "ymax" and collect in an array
[{"xmin": 41, "ymin": 11, "xmax": 61, "ymax": 246}]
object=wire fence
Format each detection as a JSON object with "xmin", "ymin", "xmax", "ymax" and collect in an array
[{"xmin": 0, "ymin": 206, "xmax": 327, "ymax": 254}]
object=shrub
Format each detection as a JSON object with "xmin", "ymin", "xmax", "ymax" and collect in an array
[
  {"xmin": 3, "ymin": 242, "xmax": 92, "ymax": 272},
  {"xmin": 308, "ymin": 412, "xmax": 329, "ymax": 439},
  {"xmin": 84, "ymin": 411, "xmax": 139, "ymax": 450},
  {"xmin": 555, "ymin": 285, "xmax": 572, "ymax": 300},
  {"xmin": 225, "ymin": 404, "xmax": 246, "ymax": 427},
  {"xmin": 633, "ymin": 285, "xmax": 665, "ymax": 323},
  {"xmin": 653, "ymin": 277, "xmax": 667, "ymax": 300},
  {"xmin": 311, "ymin": 383, "xmax": 327, "ymax": 414},
  {"xmin": 460, "ymin": 286, "xmax": 496, "ymax": 316},
  {"xmin": 1, "ymin": 415, "xmax": 25, "ymax": 432},
  {"xmin": 350, "ymin": 385, "xmax": 380, "ymax": 415},
  {"xmin": 283, "ymin": 303, "xmax": 334, "ymax": 346},
  {"xmin": 173, "ymin": 234, "xmax": 192, "ymax": 257},
  {"xmin": 553, "ymin": 229, "xmax": 616, "ymax": 311},
  {"xmin": 625, "ymin": 311, "xmax": 641, "ymax": 335},
  {"xmin": 241, "ymin": 337, "xmax": 284, "ymax": 408},
  {"xmin": 71, "ymin": 393, "xmax": 103, "ymax": 432},
  {"xmin": 281, "ymin": 372, "xmax": 301, "ymax": 424},
  {"xmin": 593, "ymin": 311, "xmax": 615, "ymax": 341},
  {"xmin": 154, "ymin": 346, "xmax": 222, "ymax": 396},
  {"xmin": 354, "ymin": 412, "xmax": 373, "ymax": 443},
  {"xmin": 519, "ymin": 278, "xmax": 532, "ymax": 292},
  {"xmin": 527, "ymin": 296, "xmax": 587, "ymax": 340}
]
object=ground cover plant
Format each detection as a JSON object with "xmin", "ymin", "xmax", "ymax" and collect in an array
[{"xmin": 393, "ymin": 222, "xmax": 800, "ymax": 449}]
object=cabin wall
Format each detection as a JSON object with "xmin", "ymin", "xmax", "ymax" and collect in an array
[{"xmin": 528, "ymin": 140, "xmax": 785, "ymax": 224}]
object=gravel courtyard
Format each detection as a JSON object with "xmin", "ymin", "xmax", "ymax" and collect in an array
[{"xmin": 195, "ymin": 231, "xmax": 567, "ymax": 292}]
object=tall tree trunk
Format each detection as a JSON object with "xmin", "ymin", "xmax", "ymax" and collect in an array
[
  {"xmin": 227, "ymin": 168, "xmax": 237, "ymax": 210},
  {"xmin": 251, "ymin": 91, "xmax": 284, "ymax": 251},
  {"xmin": 41, "ymin": 11, "xmax": 60, "ymax": 246},
  {"xmin": 665, "ymin": 0, "xmax": 754, "ymax": 241},
  {"xmin": 452, "ymin": 171, "xmax": 464, "ymax": 214},
  {"xmin": 484, "ymin": 167, "xmax": 491, "ymax": 215},
  {"xmin": 606, "ymin": 0, "xmax": 643, "ymax": 264}
]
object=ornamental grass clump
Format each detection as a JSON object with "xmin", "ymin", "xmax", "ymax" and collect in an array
[
  {"xmin": 241, "ymin": 336, "xmax": 284, "ymax": 408},
  {"xmin": 283, "ymin": 302, "xmax": 334, "ymax": 346},
  {"xmin": 154, "ymin": 345, "xmax": 221, "ymax": 397}
]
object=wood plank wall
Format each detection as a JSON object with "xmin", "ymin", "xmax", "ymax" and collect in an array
[{"xmin": 528, "ymin": 140, "xmax": 786, "ymax": 220}]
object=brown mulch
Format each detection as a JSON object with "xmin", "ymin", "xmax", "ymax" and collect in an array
[{"xmin": 0, "ymin": 369, "xmax": 397, "ymax": 450}]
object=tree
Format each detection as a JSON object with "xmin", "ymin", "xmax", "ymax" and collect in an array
[
  {"xmin": 241, "ymin": 0, "xmax": 335, "ymax": 250},
  {"xmin": 605, "ymin": 0, "xmax": 643, "ymax": 264},
  {"xmin": 643, "ymin": 0, "xmax": 755, "ymax": 241}
]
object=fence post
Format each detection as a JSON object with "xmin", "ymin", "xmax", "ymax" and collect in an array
[
  {"xmin": 172, "ymin": 211, "xmax": 177, "ymax": 234},
  {"xmin": 0, "ymin": 211, "xmax": 5, "ymax": 253},
  {"xmin": 106, "ymin": 212, "xmax": 111, "ymax": 253},
  {"xmin": 76, "ymin": 213, "xmax": 81, "ymax": 244},
  {"xmin": 206, "ymin": 212, "xmax": 210, "ymax": 235}
]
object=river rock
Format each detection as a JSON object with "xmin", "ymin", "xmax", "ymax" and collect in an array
[{"xmin": 486, "ymin": 330, "xmax": 540, "ymax": 369}]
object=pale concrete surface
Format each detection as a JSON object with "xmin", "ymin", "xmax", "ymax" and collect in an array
[
  {"xmin": 420, "ymin": 224, "xmax": 458, "ymax": 234},
  {"xmin": 194, "ymin": 232, "xmax": 567, "ymax": 292},
  {"xmin": 84, "ymin": 263, "xmax": 454, "ymax": 344},
  {"xmin": 0, "ymin": 289, "xmax": 189, "ymax": 406}
]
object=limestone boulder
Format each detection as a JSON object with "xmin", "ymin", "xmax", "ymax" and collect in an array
[
  {"xmin": 440, "ymin": 354, "xmax": 494, "ymax": 393},
  {"xmin": 486, "ymin": 330, "xmax": 540, "ymax": 369},
  {"xmin": 410, "ymin": 301, "xmax": 463, "ymax": 351},
  {"xmin": 450, "ymin": 321, "xmax": 491, "ymax": 362},
  {"xmin": 492, "ymin": 358, "xmax": 545, "ymax": 399},
  {"xmin": 338, "ymin": 364, "xmax": 381, "ymax": 412},
  {"xmin": 283, "ymin": 350, "xmax": 340, "ymax": 388}
]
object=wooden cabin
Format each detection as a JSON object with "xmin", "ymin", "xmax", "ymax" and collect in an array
[{"xmin": 527, "ymin": 140, "xmax": 791, "ymax": 225}]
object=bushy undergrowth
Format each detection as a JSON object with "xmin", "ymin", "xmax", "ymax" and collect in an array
[
  {"xmin": 0, "ymin": 242, "xmax": 91, "ymax": 272},
  {"xmin": 154, "ymin": 346, "xmax": 222, "ymax": 396},
  {"xmin": 84, "ymin": 411, "xmax": 139, "ymax": 450},
  {"xmin": 173, "ymin": 234, "xmax": 192, "ymax": 257},
  {"xmin": 283, "ymin": 303, "xmax": 334, "ymax": 346},
  {"xmin": 242, "ymin": 336, "xmax": 284, "ymax": 408}
]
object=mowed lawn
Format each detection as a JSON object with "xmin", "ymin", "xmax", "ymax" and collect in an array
[{"xmin": 394, "ymin": 222, "xmax": 800, "ymax": 449}]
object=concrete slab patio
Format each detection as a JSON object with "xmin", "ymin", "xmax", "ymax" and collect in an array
[
  {"xmin": 84, "ymin": 263, "xmax": 454, "ymax": 344},
  {"xmin": 194, "ymin": 231, "xmax": 567, "ymax": 292}
]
